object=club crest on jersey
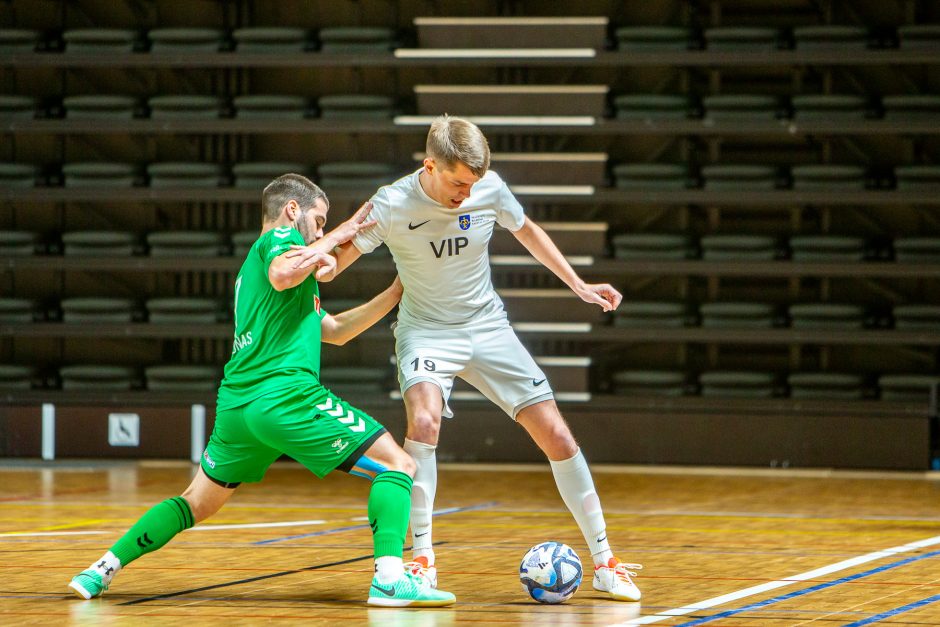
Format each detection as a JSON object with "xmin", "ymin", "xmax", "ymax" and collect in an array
[
  {"xmin": 313, "ymin": 295, "xmax": 321, "ymax": 314},
  {"xmin": 458, "ymin": 214, "xmax": 471, "ymax": 230}
]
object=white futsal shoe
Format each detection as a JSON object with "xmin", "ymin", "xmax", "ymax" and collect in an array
[{"xmin": 593, "ymin": 557, "xmax": 642, "ymax": 601}]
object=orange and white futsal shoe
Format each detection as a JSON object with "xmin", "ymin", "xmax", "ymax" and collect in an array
[
  {"xmin": 593, "ymin": 557, "xmax": 642, "ymax": 601},
  {"xmin": 405, "ymin": 555, "xmax": 438, "ymax": 589}
]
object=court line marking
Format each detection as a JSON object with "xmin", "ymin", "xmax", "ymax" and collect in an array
[
  {"xmin": 841, "ymin": 592, "xmax": 940, "ymax": 626},
  {"xmin": 466, "ymin": 506, "xmax": 940, "ymax": 524},
  {"xmin": 120, "ymin": 540, "xmax": 449, "ymax": 606},
  {"xmin": 671, "ymin": 548, "xmax": 940, "ymax": 626},
  {"xmin": 618, "ymin": 533, "xmax": 940, "ymax": 626},
  {"xmin": 253, "ymin": 501, "xmax": 497, "ymax": 545},
  {"xmin": 0, "ymin": 510, "xmax": 926, "ymax": 545},
  {"xmin": 36, "ymin": 519, "xmax": 106, "ymax": 531},
  {"xmin": 187, "ymin": 519, "xmax": 326, "ymax": 531},
  {"xmin": 0, "ymin": 530, "xmax": 105, "ymax": 537},
  {"xmin": 0, "ymin": 519, "xmax": 328, "ymax": 538},
  {"xmin": 119, "ymin": 553, "xmax": 374, "ymax": 606},
  {"xmin": 437, "ymin": 519, "xmax": 924, "ymax": 539},
  {"xmin": 7, "ymin": 458, "xmax": 937, "ymax": 481},
  {"xmin": 0, "ymin": 520, "xmax": 326, "ymax": 538},
  {"xmin": 9, "ymin": 500, "xmax": 940, "ymax": 524}
]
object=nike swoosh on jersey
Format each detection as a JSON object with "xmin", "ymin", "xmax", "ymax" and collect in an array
[
  {"xmin": 532, "ymin": 379, "xmax": 546, "ymax": 386},
  {"xmin": 408, "ymin": 220, "xmax": 430, "ymax": 230}
]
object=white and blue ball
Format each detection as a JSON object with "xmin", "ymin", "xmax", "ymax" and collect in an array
[{"xmin": 519, "ymin": 541, "xmax": 583, "ymax": 604}]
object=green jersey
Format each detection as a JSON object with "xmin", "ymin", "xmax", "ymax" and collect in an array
[{"xmin": 216, "ymin": 225, "xmax": 326, "ymax": 411}]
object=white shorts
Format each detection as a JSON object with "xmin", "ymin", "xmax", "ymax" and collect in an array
[{"xmin": 394, "ymin": 322, "xmax": 554, "ymax": 419}]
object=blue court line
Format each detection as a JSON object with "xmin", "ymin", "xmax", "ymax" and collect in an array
[
  {"xmin": 841, "ymin": 593, "xmax": 940, "ymax": 627},
  {"xmin": 673, "ymin": 548, "xmax": 940, "ymax": 627},
  {"xmin": 253, "ymin": 501, "xmax": 498, "ymax": 545}
]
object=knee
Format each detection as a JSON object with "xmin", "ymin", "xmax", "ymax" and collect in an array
[
  {"xmin": 384, "ymin": 447, "xmax": 417, "ymax": 477},
  {"xmin": 179, "ymin": 492, "xmax": 209, "ymax": 523},
  {"xmin": 540, "ymin": 419, "xmax": 579, "ymax": 460},
  {"xmin": 179, "ymin": 489, "xmax": 220, "ymax": 523},
  {"xmin": 548, "ymin": 433, "xmax": 578, "ymax": 460},
  {"xmin": 408, "ymin": 408, "xmax": 441, "ymax": 442}
]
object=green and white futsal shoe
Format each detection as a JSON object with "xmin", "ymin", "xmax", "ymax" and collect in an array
[
  {"xmin": 69, "ymin": 569, "xmax": 108, "ymax": 600},
  {"xmin": 367, "ymin": 571, "xmax": 456, "ymax": 607}
]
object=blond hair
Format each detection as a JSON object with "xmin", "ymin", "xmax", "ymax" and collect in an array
[
  {"xmin": 261, "ymin": 173, "xmax": 328, "ymax": 221},
  {"xmin": 425, "ymin": 114, "xmax": 490, "ymax": 177}
]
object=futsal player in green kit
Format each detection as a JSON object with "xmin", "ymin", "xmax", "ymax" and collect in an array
[{"xmin": 68, "ymin": 174, "xmax": 455, "ymax": 607}]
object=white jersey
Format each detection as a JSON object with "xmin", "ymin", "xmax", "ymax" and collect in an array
[{"xmin": 353, "ymin": 168, "xmax": 525, "ymax": 329}]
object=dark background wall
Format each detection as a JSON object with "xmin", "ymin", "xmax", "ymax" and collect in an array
[{"xmin": 2, "ymin": 0, "xmax": 938, "ymax": 468}]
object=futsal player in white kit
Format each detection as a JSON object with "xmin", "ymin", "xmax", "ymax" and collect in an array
[{"xmin": 303, "ymin": 115, "xmax": 642, "ymax": 601}]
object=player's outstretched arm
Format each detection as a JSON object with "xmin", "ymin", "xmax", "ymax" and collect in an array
[
  {"xmin": 321, "ymin": 276, "xmax": 403, "ymax": 345},
  {"xmin": 321, "ymin": 200, "xmax": 377, "ymax": 250},
  {"xmin": 317, "ymin": 240, "xmax": 363, "ymax": 283},
  {"xmin": 269, "ymin": 249, "xmax": 337, "ymax": 291},
  {"xmin": 511, "ymin": 217, "xmax": 623, "ymax": 312},
  {"xmin": 282, "ymin": 201, "xmax": 375, "ymax": 282}
]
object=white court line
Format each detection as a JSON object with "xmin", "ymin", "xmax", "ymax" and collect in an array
[
  {"xmin": 186, "ymin": 519, "xmax": 326, "ymax": 531},
  {"xmin": 0, "ymin": 530, "xmax": 105, "ymax": 537},
  {"xmin": 616, "ymin": 534, "xmax": 940, "ymax": 626},
  {"xmin": 0, "ymin": 519, "xmax": 326, "ymax": 538}
]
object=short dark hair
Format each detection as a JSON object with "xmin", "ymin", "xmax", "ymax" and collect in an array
[{"xmin": 261, "ymin": 173, "xmax": 329, "ymax": 221}]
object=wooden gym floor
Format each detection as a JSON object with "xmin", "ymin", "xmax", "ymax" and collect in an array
[{"xmin": 2, "ymin": 460, "xmax": 940, "ymax": 626}]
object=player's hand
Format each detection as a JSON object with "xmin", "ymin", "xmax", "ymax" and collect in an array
[
  {"xmin": 285, "ymin": 246, "xmax": 323, "ymax": 268},
  {"xmin": 313, "ymin": 252, "xmax": 338, "ymax": 280},
  {"xmin": 576, "ymin": 282, "xmax": 622, "ymax": 312},
  {"xmin": 326, "ymin": 201, "xmax": 378, "ymax": 246},
  {"xmin": 286, "ymin": 247, "xmax": 335, "ymax": 273}
]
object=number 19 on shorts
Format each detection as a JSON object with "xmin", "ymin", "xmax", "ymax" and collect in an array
[{"xmin": 411, "ymin": 358, "xmax": 436, "ymax": 372}]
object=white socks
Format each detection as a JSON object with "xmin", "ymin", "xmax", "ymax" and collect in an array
[
  {"xmin": 401, "ymin": 441, "xmax": 612, "ymax": 568},
  {"xmin": 90, "ymin": 551, "xmax": 122, "ymax": 584},
  {"xmin": 374, "ymin": 556, "xmax": 404, "ymax": 583},
  {"xmin": 403, "ymin": 438, "xmax": 437, "ymax": 564},
  {"xmin": 550, "ymin": 449, "xmax": 614, "ymax": 567}
]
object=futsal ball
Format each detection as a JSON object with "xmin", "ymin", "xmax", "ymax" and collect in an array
[{"xmin": 519, "ymin": 541, "xmax": 583, "ymax": 604}]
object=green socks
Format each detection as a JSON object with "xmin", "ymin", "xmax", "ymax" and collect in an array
[
  {"xmin": 106, "ymin": 473, "xmax": 410, "ymax": 570},
  {"xmin": 110, "ymin": 496, "xmax": 195, "ymax": 566},
  {"xmin": 368, "ymin": 471, "xmax": 413, "ymax": 558}
]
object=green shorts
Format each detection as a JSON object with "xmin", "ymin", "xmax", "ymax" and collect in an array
[{"xmin": 202, "ymin": 383, "xmax": 385, "ymax": 485}]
